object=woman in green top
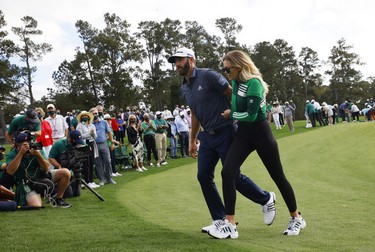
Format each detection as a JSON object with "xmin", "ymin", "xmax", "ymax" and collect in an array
[{"xmin": 209, "ymin": 50, "xmax": 306, "ymax": 239}]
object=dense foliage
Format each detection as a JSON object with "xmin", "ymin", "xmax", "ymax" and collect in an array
[{"xmin": 1, "ymin": 11, "xmax": 374, "ymax": 124}]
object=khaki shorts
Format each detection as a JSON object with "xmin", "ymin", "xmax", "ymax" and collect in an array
[{"xmin": 50, "ymin": 169, "xmax": 58, "ymax": 182}]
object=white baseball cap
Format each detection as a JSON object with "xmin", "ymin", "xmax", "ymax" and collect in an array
[
  {"xmin": 168, "ymin": 47, "xmax": 195, "ymax": 63},
  {"xmin": 47, "ymin": 103, "xmax": 55, "ymax": 110}
]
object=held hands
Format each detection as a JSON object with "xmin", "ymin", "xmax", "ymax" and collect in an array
[{"xmin": 221, "ymin": 109, "xmax": 231, "ymax": 119}]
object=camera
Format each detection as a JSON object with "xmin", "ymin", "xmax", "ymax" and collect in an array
[
  {"xmin": 73, "ymin": 145, "xmax": 91, "ymax": 160},
  {"xmin": 13, "ymin": 130, "xmax": 43, "ymax": 152},
  {"xmin": 70, "ymin": 145, "xmax": 91, "ymax": 178},
  {"xmin": 29, "ymin": 142, "xmax": 43, "ymax": 150}
]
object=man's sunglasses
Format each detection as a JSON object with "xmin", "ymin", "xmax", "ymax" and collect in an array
[{"xmin": 221, "ymin": 67, "xmax": 235, "ymax": 74}]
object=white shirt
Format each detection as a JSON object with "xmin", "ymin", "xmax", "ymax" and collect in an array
[
  {"xmin": 175, "ymin": 116, "xmax": 189, "ymax": 133},
  {"xmin": 76, "ymin": 122, "xmax": 97, "ymax": 140},
  {"xmin": 162, "ymin": 109, "xmax": 172, "ymax": 119},
  {"xmin": 351, "ymin": 104, "xmax": 359, "ymax": 113},
  {"xmin": 313, "ymin": 101, "xmax": 321, "ymax": 110},
  {"xmin": 173, "ymin": 108, "xmax": 180, "ymax": 117},
  {"xmin": 45, "ymin": 114, "xmax": 69, "ymax": 139}
]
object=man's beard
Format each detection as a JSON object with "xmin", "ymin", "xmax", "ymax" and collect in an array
[{"xmin": 178, "ymin": 60, "xmax": 190, "ymax": 76}]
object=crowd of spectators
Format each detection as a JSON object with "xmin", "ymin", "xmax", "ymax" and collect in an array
[
  {"xmin": 1, "ymin": 98, "xmax": 373, "ymax": 210},
  {"xmin": 266, "ymin": 98, "xmax": 375, "ymax": 130},
  {"xmin": 0, "ymin": 103, "xmax": 193, "ymax": 210}
]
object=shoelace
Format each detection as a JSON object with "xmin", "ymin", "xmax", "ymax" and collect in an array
[
  {"xmin": 212, "ymin": 220, "xmax": 226, "ymax": 229},
  {"xmin": 287, "ymin": 218, "xmax": 303, "ymax": 231},
  {"xmin": 263, "ymin": 201, "xmax": 276, "ymax": 213},
  {"xmin": 218, "ymin": 222, "xmax": 237, "ymax": 234}
]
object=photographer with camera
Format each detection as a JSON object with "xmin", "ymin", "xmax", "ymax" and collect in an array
[
  {"xmin": 48, "ymin": 130, "xmax": 89, "ymax": 197},
  {"xmin": 5, "ymin": 109, "xmax": 41, "ymax": 146},
  {"xmin": 5, "ymin": 133, "xmax": 71, "ymax": 208}
]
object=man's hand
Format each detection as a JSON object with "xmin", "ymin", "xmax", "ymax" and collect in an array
[
  {"xmin": 19, "ymin": 142, "xmax": 30, "ymax": 155},
  {"xmin": 29, "ymin": 147, "xmax": 42, "ymax": 157},
  {"xmin": 189, "ymin": 140, "xmax": 198, "ymax": 159}
]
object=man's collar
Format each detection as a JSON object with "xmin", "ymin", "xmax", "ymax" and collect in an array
[{"xmin": 183, "ymin": 67, "xmax": 197, "ymax": 85}]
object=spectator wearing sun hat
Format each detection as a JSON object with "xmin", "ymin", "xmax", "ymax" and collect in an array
[
  {"xmin": 5, "ymin": 109, "xmax": 41, "ymax": 145},
  {"xmin": 76, "ymin": 111, "xmax": 100, "ymax": 188}
]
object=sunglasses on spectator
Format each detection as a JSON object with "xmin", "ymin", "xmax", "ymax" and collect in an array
[{"xmin": 221, "ymin": 67, "xmax": 235, "ymax": 74}]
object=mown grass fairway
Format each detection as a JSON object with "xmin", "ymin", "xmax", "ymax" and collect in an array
[{"xmin": 1, "ymin": 122, "xmax": 374, "ymax": 251}]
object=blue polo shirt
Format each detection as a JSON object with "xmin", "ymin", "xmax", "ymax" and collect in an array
[
  {"xmin": 181, "ymin": 68, "xmax": 232, "ymax": 131},
  {"xmin": 93, "ymin": 119, "xmax": 112, "ymax": 143}
]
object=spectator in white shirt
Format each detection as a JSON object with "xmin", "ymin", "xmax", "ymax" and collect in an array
[
  {"xmin": 45, "ymin": 104, "xmax": 69, "ymax": 143},
  {"xmin": 175, "ymin": 112, "xmax": 190, "ymax": 157}
]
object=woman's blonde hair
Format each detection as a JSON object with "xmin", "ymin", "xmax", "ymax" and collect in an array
[
  {"xmin": 129, "ymin": 114, "xmax": 136, "ymax": 120},
  {"xmin": 223, "ymin": 50, "xmax": 269, "ymax": 94},
  {"xmin": 35, "ymin": 107, "xmax": 45, "ymax": 117}
]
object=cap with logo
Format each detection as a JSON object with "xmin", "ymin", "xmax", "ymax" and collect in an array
[
  {"xmin": 25, "ymin": 109, "xmax": 40, "ymax": 124},
  {"xmin": 168, "ymin": 47, "xmax": 195, "ymax": 63},
  {"xmin": 15, "ymin": 133, "xmax": 30, "ymax": 144},
  {"xmin": 69, "ymin": 130, "xmax": 84, "ymax": 145}
]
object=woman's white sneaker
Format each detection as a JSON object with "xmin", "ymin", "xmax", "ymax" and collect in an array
[
  {"xmin": 208, "ymin": 220, "xmax": 238, "ymax": 239},
  {"xmin": 283, "ymin": 213, "xmax": 306, "ymax": 235},
  {"xmin": 202, "ymin": 219, "xmax": 225, "ymax": 233}
]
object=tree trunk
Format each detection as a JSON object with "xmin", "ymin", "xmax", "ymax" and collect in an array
[{"xmin": 0, "ymin": 107, "xmax": 8, "ymax": 141}]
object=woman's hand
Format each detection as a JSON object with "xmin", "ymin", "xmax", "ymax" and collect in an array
[{"xmin": 221, "ymin": 109, "xmax": 231, "ymax": 119}]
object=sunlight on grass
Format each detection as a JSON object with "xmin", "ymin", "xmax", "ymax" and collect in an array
[
  {"xmin": 1, "ymin": 122, "xmax": 374, "ymax": 251},
  {"xmin": 118, "ymin": 122, "xmax": 375, "ymax": 251}
]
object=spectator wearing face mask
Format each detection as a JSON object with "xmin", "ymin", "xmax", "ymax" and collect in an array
[
  {"xmin": 35, "ymin": 107, "xmax": 53, "ymax": 158},
  {"xmin": 45, "ymin": 104, "xmax": 69, "ymax": 143},
  {"xmin": 141, "ymin": 113, "xmax": 159, "ymax": 167},
  {"xmin": 115, "ymin": 113, "xmax": 126, "ymax": 146},
  {"xmin": 162, "ymin": 106, "xmax": 172, "ymax": 120},
  {"xmin": 154, "ymin": 111, "xmax": 169, "ymax": 166},
  {"xmin": 176, "ymin": 112, "xmax": 190, "ymax": 158},
  {"xmin": 89, "ymin": 108, "xmax": 116, "ymax": 186},
  {"xmin": 76, "ymin": 111, "xmax": 100, "ymax": 188}
]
